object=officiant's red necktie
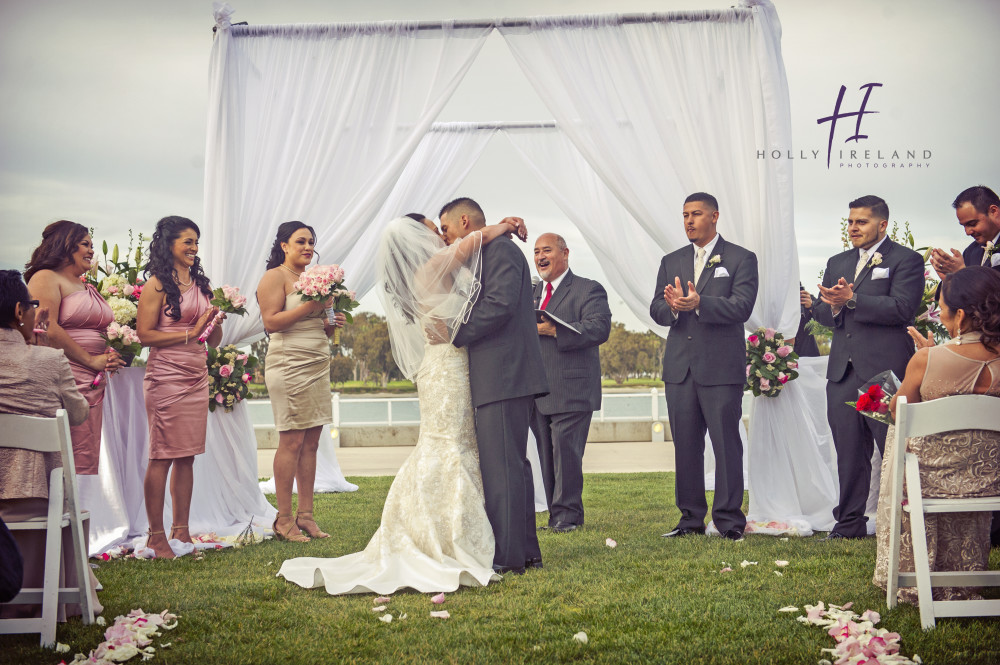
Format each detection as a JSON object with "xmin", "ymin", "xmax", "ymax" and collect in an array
[{"xmin": 540, "ymin": 282, "xmax": 553, "ymax": 310}]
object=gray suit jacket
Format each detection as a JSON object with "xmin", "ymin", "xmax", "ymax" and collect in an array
[
  {"xmin": 813, "ymin": 238, "xmax": 925, "ymax": 383},
  {"xmin": 648, "ymin": 236, "xmax": 758, "ymax": 386},
  {"xmin": 453, "ymin": 235, "xmax": 549, "ymax": 407},
  {"xmin": 533, "ymin": 270, "xmax": 611, "ymax": 415}
]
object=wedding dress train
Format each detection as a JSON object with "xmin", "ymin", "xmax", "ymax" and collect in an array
[{"xmin": 277, "ymin": 343, "xmax": 499, "ymax": 594}]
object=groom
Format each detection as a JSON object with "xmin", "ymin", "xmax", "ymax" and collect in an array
[{"xmin": 441, "ymin": 197, "xmax": 549, "ymax": 574}]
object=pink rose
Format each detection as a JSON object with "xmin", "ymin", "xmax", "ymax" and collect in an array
[
  {"xmin": 123, "ymin": 284, "xmax": 135, "ymax": 296},
  {"xmin": 762, "ymin": 352, "xmax": 776, "ymax": 363},
  {"xmin": 759, "ymin": 378, "xmax": 771, "ymax": 391},
  {"xmin": 242, "ymin": 373, "xmax": 251, "ymax": 383},
  {"xmin": 237, "ymin": 354, "xmax": 248, "ymax": 362},
  {"xmin": 219, "ymin": 364, "xmax": 233, "ymax": 377},
  {"xmin": 746, "ymin": 364, "xmax": 751, "ymax": 377},
  {"xmin": 778, "ymin": 372, "xmax": 789, "ymax": 384},
  {"xmin": 215, "ymin": 393, "xmax": 224, "ymax": 403},
  {"xmin": 776, "ymin": 345, "xmax": 792, "ymax": 358},
  {"xmin": 787, "ymin": 361, "xmax": 798, "ymax": 369},
  {"xmin": 748, "ymin": 334, "xmax": 759, "ymax": 347},
  {"xmin": 764, "ymin": 328, "xmax": 776, "ymax": 340}
]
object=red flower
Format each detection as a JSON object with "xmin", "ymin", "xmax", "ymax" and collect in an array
[
  {"xmin": 867, "ymin": 384, "xmax": 885, "ymax": 400},
  {"xmin": 856, "ymin": 394, "xmax": 873, "ymax": 412}
]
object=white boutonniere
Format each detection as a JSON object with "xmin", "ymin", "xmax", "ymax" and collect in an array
[
  {"xmin": 706, "ymin": 254, "xmax": 722, "ymax": 269},
  {"xmin": 984, "ymin": 240, "xmax": 996, "ymax": 262},
  {"xmin": 868, "ymin": 251, "xmax": 883, "ymax": 268}
]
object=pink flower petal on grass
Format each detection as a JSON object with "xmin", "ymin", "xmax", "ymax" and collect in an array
[
  {"xmin": 740, "ymin": 560, "xmax": 758, "ymax": 568},
  {"xmin": 841, "ymin": 601, "xmax": 854, "ymax": 610},
  {"xmin": 778, "ymin": 606, "xmax": 799, "ymax": 612},
  {"xmin": 775, "ymin": 560, "xmax": 789, "ymax": 567},
  {"xmin": 373, "ymin": 596, "xmax": 391, "ymax": 604},
  {"xmin": 861, "ymin": 609, "xmax": 880, "ymax": 624},
  {"xmin": 372, "ymin": 606, "xmax": 387, "ymax": 612},
  {"xmin": 430, "ymin": 610, "xmax": 450, "ymax": 619},
  {"xmin": 605, "ymin": 538, "xmax": 617, "ymax": 548},
  {"xmin": 431, "ymin": 593, "xmax": 446, "ymax": 604},
  {"xmin": 720, "ymin": 567, "xmax": 733, "ymax": 573}
]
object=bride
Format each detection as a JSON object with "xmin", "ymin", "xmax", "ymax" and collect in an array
[{"xmin": 277, "ymin": 214, "xmax": 525, "ymax": 595}]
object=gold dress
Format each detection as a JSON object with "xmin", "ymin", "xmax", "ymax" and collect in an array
[
  {"xmin": 265, "ymin": 293, "xmax": 332, "ymax": 431},
  {"xmin": 873, "ymin": 345, "xmax": 1000, "ymax": 604}
]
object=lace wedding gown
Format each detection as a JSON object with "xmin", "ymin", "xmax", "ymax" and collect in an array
[{"xmin": 277, "ymin": 342, "xmax": 499, "ymax": 594}]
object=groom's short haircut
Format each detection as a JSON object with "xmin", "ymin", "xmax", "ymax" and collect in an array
[
  {"xmin": 849, "ymin": 194, "xmax": 889, "ymax": 221},
  {"xmin": 440, "ymin": 197, "xmax": 486, "ymax": 228},
  {"xmin": 684, "ymin": 192, "xmax": 718, "ymax": 211}
]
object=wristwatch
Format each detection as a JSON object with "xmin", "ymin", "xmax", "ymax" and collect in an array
[{"xmin": 846, "ymin": 297, "xmax": 857, "ymax": 310}]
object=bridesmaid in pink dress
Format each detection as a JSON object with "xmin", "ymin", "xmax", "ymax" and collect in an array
[
  {"xmin": 136, "ymin": 216, "xmax": 220, "ymax": 559},
  {"xmin": 26, "ymin": 220, "xmax": 125, "ymax": 475}
]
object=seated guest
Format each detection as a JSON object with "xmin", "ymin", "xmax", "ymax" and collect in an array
[
  {"xmin": 0, "ymin": 270, "xmax": 100, "ymax": 619},
  {"xmin": 873, "ymin": 266, "xmax": 1000, "ymax": 604}
]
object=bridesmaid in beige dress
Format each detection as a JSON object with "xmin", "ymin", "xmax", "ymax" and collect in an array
[
  {"xmin": 136, "ymin": 216, "xmax": 221, "ymax": 559},
  {"xmin": 873, "ymin": 266, "xmax": 1000, "ymax": 604},
  {"xmin": 257, "ymin": 221, "xmax": 345, "ymax": 543},
  {"xmin": 26, "ymin": 220, "xmax": 125, "ymax": 475}
]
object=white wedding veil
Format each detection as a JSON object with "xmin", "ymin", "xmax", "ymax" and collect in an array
[{"xmin": 376, "ymin": 216, "xmax": 483, "ymax": 381}]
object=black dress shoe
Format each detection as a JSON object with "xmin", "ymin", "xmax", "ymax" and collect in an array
[
  {"xmin": 525, "ymin": 557, "xmax": 543, "ymax": 569},
  {"xmin": 550, "ymin": 522, "xmax": 580, "ymax": 533},
  {"xmin": 823, "ymin": 531, "xmax": 866, "ymax": 541},
  {"xmin": 661, "ymin": 526, "xmax": 706, "ymax": 538},
  {"xmin": 720, "ymin": 529, "xmax": 745, "ymax": 542},
  {"xmin": 492, "ymin": 564, "xmax": 526, "ymax": 575}
]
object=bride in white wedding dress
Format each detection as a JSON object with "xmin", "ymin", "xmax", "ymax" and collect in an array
[{"xmin": 278, "ymin": 214, "xmax": 524, "ymax": 595}]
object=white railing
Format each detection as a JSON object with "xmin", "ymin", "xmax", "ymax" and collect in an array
[{"xmin": 250, "ymin": 389, "xmax": 669, "ymax": 429}]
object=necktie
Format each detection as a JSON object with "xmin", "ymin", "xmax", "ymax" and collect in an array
[
  {"xmin": 693, "ymin": 247, "xmax": 707, "ymax": 285},
  {"xmin": 540, "ymin": 282, "xmax": 553, "ymax": 310},
  {"xmin": 855, "ymin": 249, "xmax": 869, "ymax": 279}
]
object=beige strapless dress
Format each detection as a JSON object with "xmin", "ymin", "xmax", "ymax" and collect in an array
[{"xmin": 265, "ymin": 293, "xmax": 332, "ymax": 431}]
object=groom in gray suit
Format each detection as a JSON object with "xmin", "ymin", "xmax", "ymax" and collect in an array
[
  {"xmin": 530, "ymin": 233, "xmax": 612, "ymax": 533},
  {"xmin": 649, "ymin": 193, "xmax": 758, "ymax": 541},
  {"xmin": 442, "ymin": 197, "xmax": 549, "ymax": 574}
]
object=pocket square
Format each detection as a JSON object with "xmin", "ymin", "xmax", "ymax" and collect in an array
[
  {"xmin": 991, "ymin": 254, "xmax": 1000, "ymax": 268},
  {"xmin": 713, "ymin": 266, "xmax": 730, "ymax": 278},
  {"xmin": 871, "ymin": 267, "xmax": 890, "ymax": 280}
]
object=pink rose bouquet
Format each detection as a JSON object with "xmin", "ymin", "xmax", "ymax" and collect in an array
[
  {"xmin": 92, "ymin": 322, "xmax": 142, "ymax": 387},
  {"xmin": 292, "ymin": 264, "xmax": 360, "ymax": 345},
  {"xmin": 199, "ymin": 285, "xmax": 248, "ymax": 343},
  {"xmin": 206, "ymin": 344, "xmax": 259, "ymax": 413},
  {"xmin": 744, "ymin": 326, "xmax": 800, "ymax": 397}
]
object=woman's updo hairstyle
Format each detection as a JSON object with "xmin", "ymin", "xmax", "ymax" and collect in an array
[
  {"xmin": 24, "ymin": 220, "xmax": 90, "ymax": 282},
  {"xmin": 940, "ymin": 266, "xmax": 1000, "ymax": 352},
  {"xmin": 265, "ymin": 221, "xmax": 317, "ymax": 270}
]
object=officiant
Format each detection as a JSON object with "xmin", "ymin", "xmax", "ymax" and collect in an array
[{"xmin": 530, "ymin": 233, "xmax": 611, "ymax": 534}]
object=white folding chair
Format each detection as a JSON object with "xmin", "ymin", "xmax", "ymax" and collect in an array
[
  {"xmin": 0, "ymin": 410, "xmax": 95, "ymax": 647},
  {"xmin": 885, "ymin": 395, "xmax": 1000, "ymax": 629}
]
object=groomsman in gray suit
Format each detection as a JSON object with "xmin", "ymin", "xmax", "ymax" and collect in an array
[
  {"xmin": 649, "ymin": 193, "xmax": 758, "ymax": 541},
  {"xmin": 530, "ymin": 233, "xmax": 612, "ymax": 533},
  {"xmin": 814, "ymin": 195, "xmax": 924, "ymax": 539},
  {"xmin": 443, "ymin": 198, "xmax": 550, "ymax": 574}
]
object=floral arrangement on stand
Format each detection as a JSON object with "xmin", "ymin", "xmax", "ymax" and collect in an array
[
  {"xmin": 207, "ymin": 344, "xmax": 259, "ymax": 412},
  {"xmin": 85, "ymin": 231, "xmax": 147, "ymax": 330},
  {"xmin": 291, "ymin": 264, "xmax": 360, "ymax": 345},
  {"xmin": 744, "ymin": 327, "xmax": 800, "ymax": 397}
]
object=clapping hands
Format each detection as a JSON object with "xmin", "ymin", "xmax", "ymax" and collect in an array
[
  {"xmin": 663, "ymin": 276, "xmax": 700, "ymax": 312},
  {"xmin": 818, "ymin": 277, "xmax": 854, "ymax": 308}
]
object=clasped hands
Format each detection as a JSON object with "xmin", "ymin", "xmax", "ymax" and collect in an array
[
  {"xmin": 662, "ymin": 276, "xmax": 700, "ymax": 312},
  {"xmin": 500, "ymin": 217, "xmax": 528, "ymax": 242},
  {"xmin": 817, "ymin": 277, "xmax": 854, "ymax": 309}
]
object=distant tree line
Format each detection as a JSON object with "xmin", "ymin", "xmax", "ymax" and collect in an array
[{"xmin": 251, "ymin": 314, "xmax": 665, "ymax": 388}]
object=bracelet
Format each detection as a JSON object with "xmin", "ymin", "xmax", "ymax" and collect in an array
[{"xmin": 185, "ymin": 328, "xmax": 189, "ymax": 344}]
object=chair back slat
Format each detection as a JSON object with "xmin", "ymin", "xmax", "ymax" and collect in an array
[
  {"xmin": 0, "ymin": 413, "xmax": 63, "ymax": 453},
  {"xmin": 897, "ymin": 394, "xmax": 1000, "ymax": 439}
]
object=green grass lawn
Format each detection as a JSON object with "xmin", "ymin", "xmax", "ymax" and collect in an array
[{"xmin": 3, "ymin": 473, "xmax": 997, "ymax": 664}]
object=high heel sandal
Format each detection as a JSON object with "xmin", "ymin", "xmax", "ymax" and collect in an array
[
  {"xmin": 272, "ymin": 514, "xmax": 310, "ymax": 542},
  {"xmin": 146, "ymin": 529, "xmax": 175, "ymax": 559},
  {"xmin": 170, "ymin": 524, "xmax": 190, "ymax": 541},
  {"xmin": 295, "ymin": 511, "xmax": 330, "ymax": 539}
]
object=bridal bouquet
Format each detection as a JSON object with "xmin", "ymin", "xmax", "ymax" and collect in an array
[
  {"xmin": 199, "ymin": 285, "xmax": 248, "ymax": 343},
  {"xmin": 292, "ymin": 264, "xmax": 360, "ymax": 345},
  {"xmin": 744, "ymin": 327, "xmax": 800, "ymax": 397},
  {"xmin": 207, "ymin": 344, "xmax": 259, "ymax": 412},
  {"xmin": 847, "ymin": 370, "xmax": 900, "ymax": 425},
  {"xmin": 92, "ymin": 322, "xmax": 142, "ymax": 387}
]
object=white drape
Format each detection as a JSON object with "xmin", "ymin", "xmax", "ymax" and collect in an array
[
  {"xmin": 204, "ymin": 11, "xmax": 492, "ymax": 344},
  {"xmin": 497, "ymin": 1, "xmax": 798, "ymax": 334}
]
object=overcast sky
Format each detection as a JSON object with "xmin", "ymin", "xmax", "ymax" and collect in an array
[{"xmin": 2, "ymin": 0, "xmax": 998, "ymax": 330}]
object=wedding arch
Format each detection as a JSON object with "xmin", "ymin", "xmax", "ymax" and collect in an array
[{"xmin": 85, "ymin": 0, "xmax": 842, "ymax": 555}]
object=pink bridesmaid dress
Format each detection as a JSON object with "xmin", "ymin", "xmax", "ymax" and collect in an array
[
  {"xmin": 59, "ymin": 284, "xmax": 115, "ymax": 475},
  {"xmin": 143, "ymin": 287, "xmax": 211, "ymax": 459}
]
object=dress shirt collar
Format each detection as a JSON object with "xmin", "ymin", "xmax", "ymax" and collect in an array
[
  {"xmin": 693, "ymin": 233, "xmax": 721, "ymax": 264},
  {"xmin": 544, "ymin": 269, "xmax": 569, "ymax": 293},
  {"xmin": 860, "ymin": 235, "xmax": 888, "ymax": 259}
]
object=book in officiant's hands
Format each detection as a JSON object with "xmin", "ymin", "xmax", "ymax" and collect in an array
[{"xmin": 536, "ymin": 309, "xmax": 581, "ymax": 334}]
